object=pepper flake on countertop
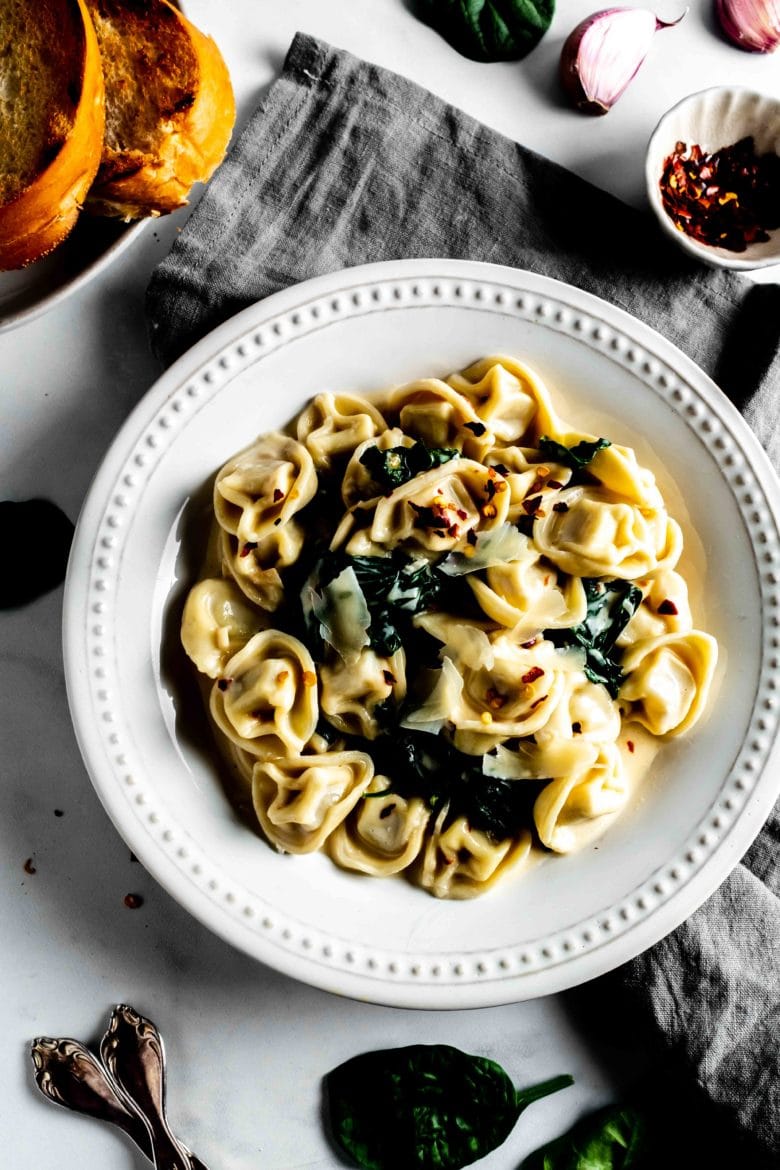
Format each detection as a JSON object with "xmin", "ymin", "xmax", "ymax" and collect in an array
[
  {"xmin": 123, "ymin": 893, "xmax": 144, "ymax": 909},
  {"xmin": 23, "ymin": 858, "xmax": 36, "ymax": 874},
  {"xmin": 660, "ymin": 136, "xmax": 780, "ymax": 252}
]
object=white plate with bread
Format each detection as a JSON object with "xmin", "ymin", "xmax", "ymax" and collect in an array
[{"xmin": 0, "ymin": 0, "xmax": 235, "ymax": 331}]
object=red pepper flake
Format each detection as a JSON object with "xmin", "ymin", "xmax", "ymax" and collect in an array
[
  {"xmin": 627, "ymin": 740, "xmax": 635, "ymax": 754},
  {"xmin": 571, "ymin": 721, "xmax": 582, "ymax": 735},
  {"xmin": 522, "ymin": 495, "xmax": 542, "ymax": 515},
  {"xmin": 302, "ymin": 671, "xmax": 317, "ymax": 687},
  {"xmin": 485, "ymin": 686, "xmax": 507, "ymax": 710},
  {"xmin": 528, "ymin": 476, "xmax": 547, "ymax": 495},
  {"xmin": 273, "ymin": 518, "xmax": 282, "ymax": 526},
  {"xmin": 410, "ymin": 501, "xmax": 460, "ymax": 537},
  {"xmin": 481, "ymin": 503, "xmax": 497, "ymax": 519},
  {"xmin": 23, "ymin": 857, "xmax": 36, "ymax": 875},
  {"xmin": 521, "ymin": 637, "xmax": 538, "ymax": 649},
  {"xmin": 660, "ymin": 137, "xmax": 780, "ymax": 252},
  {"xmin": 456, "ymin": 508, "xmax": 468, "ymax": 521},
  {"xmin": 382, "ymin": 670, "xmax": 396, "ymax": 686},
  {"xmin": 124, "ymin": 893, "xmax": 144, "ymax": 909},
  {"xmin": 464, "ymin": 421, "xmax": 487, "ymax": 436},
  {"xmin": 54, "ymin": 809, "xmax": 64, "ymax": 817},
  {"xmin": 379, "ymin": 803, "xmax": 397, "ymax": 819},
  {"xmin": 485, "ymin": 478, "xmax": 496, "ymax": 501},
  {"xmin": 521, "ymin": 666, "xmax": 545, "ymax": 685},
  {"xmin": 240, "ymin": 542, "xmax": 257, "ymax": 557},
  {"xmin": 547, "ymin": 479, "xmax": 564, "ymax": 489},
  {"xmin": 657, "ymin": 598, "xmax": 679, "ymax": 616},
  {"xmin": 552, "ymin": 501, "xmax": 569, "ymax": 513},
  {"xmin": 272, "ymin": 488, "xmax": 285, "ymax": 502},
  {"xmin": 492, "ymin": 462, "xmax": 510, "ymax": 476},
  {"xmin": 217, "ymin": 677, "xmax": 232, "ymax": 691},
  {"xmin": 530, "ymin": 693, "xmax": 549, "ymax": 710},
  {"xmin": 466, "ymin": 529, "xmax": 478, "ymax": 546}
]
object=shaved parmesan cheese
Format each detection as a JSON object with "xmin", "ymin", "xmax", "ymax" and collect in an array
[
  {"xmin": 401, "ymin": 657, "xmax": 463, "ymax": 735},
  {"xmin": 439, "ymin": 523, "xmax": 531, "ymax": 575}
]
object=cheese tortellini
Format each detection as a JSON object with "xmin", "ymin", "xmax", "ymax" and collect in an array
[{"xmin": 182, "ymin": 357, "xmax": 718, "ymax": 899}]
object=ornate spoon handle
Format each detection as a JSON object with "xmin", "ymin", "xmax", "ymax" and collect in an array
[
  {"xmin": 100, "ymin": 1004, "xmax": 194, "ymax": 1170},
  {"xmin": 30, "ymin": 1036, "xmax": 154, "ymax": 1159}
]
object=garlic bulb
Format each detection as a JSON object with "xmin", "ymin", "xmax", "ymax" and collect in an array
[
  {"xmin": 715, "ymin": 0, "xmax": 780, "ymax": 51},
  {"xmin": 560, "ymin": 8, "xmax": 687, "ymax": 116}
]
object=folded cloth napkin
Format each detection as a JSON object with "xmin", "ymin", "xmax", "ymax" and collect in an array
[{"xmin": 147, "ymin": 31, "xmax": 780, "ymax": 1162}]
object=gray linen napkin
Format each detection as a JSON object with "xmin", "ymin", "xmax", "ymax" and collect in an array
[{"xmin": 146, "ymin": 32, "xmax": 780, "ymax": 1161}]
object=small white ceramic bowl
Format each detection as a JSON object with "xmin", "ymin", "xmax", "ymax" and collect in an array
[{"xmin": 646, "ymin": 86, "xmax": 780, "ymax": 271}]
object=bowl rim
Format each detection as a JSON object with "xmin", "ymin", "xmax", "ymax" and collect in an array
[
  {"xmin": 645, "ymin": 84, "xmax": 780, "ymax": 272},
  {"xmin": 0, "ymin": 219, "xmax": 147, "ymax": 335}
]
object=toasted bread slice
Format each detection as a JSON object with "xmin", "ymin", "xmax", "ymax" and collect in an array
[
  {"xmin": 86, "ymin": 0, "xmax": 235, "ymax": 219},
  {"xmin": 0, "ymin": 0, "xmax": 105, "ymax": 270}
]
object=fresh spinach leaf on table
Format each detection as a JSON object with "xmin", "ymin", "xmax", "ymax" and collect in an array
[
  {"xmin": 326, "ymin": 1043, "xmax": 572, "ymax": 1170},
  {"xmin": 521, "ymin": 1103, "xmax": 649, "ymax": 1169},
  {"xmin": 412, "ymin": 0, "xmax": 555, "ymax": 62},
  {"xmin": 545, "ymin": 578, "xmax": 641, "ymax": 698}
]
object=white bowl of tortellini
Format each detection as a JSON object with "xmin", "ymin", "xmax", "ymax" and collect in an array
[{"xmin": 64, "ymin": 261, "xmax": 780, "ymax": 1006}]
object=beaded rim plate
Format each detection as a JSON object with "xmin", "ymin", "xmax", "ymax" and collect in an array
[{"xmin": 63, "ymin": 260, "xmax": 780, "ymax": 1008}]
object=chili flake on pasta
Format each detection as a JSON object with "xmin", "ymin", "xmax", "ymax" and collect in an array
[{"xmin": 181, "ymin": 356, "xmax": 718, "ymax": 899}]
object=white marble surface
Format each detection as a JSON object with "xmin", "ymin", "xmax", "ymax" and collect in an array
[{"xmin": 2, "ymin": 3, "xmax": 778, "ymax": 1167}]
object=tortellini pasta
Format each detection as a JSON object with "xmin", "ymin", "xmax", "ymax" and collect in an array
[
  {"xmin": 209, "ymin": 630, "xmax": 318, "ymax": 758},
  {"xmin": 327, "ymin": 775, "xmax": 431, "ymax": 875},
  {"xmin": 533, "ymin": 485, "xmax": 683, "ymax": 579},
  {"xmin": 418, "ymin": 807, "xmax": 532, "ymax": 899},
  {"xmin": 619, "ymin": 632, "xmax": 718, "ymax": 736},
  {"xmin": 297, "ymin": 392, "xmax": 387, "ymax": 469},
  {"xmin": 320, "ymin": 647, "xmax": 407, "ymax": 739},
  {"xmin": 181, "ymin": 577, "xmax": 267, "ymax": 678},
  {"xmin": 214, "ymin": 432, "xmax": 316, "ymax": 543},
  {"xmin": 252, "ymin": 751, "xmax": 374, "ymax": 853},
  {"xmin": 181, "ymin": 356, "xmax": 718, "ymax": 898},
  {"xmin": 371, "ymin": 460, "xmax": 510, "ymax": 553}
]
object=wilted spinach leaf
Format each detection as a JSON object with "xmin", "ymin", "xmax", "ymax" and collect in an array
[
  {"xmin": 545, "ymin": 579, "xmax": 641, "ymax": 698},
  {"xmin": 302, "ymin": 552, "xmax": 447, "ymax": 658},
  {"xmin": 521, "ymin": 1103, "xmax": 649, "ymax": 1169},
  {"xmin": 538, "ymin": 436, "xmax": 611, "ymax": 475},
  {"xmin": 326, "ymin": 1043, "xmax": 572, "ymax": 1170},
  {"xmin": 412, "ymin": 0, "xmax": 555, "ymax": 62},
  {"xmin": 359, "ymin": 439, "xmax": 458, "ymax": 491},
  {"xmin": 378, "ymin": 730, "xmax": 544, "ymax": 838},
  {"xmin": 351, "ymin": 554, "xmax": 446, "ymax": 654}
]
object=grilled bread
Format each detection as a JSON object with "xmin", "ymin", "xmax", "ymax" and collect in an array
[
  {"xmin": 86, "ymin": 0, "xmax": 236, "ymax": 219},
  {"xmin": 0, "ymin": 0, "xmax": 105, "ymax": 270}
]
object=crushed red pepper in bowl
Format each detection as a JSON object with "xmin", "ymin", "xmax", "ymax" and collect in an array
[{"xmin": 660, "ymin": 136, "xmax": 780, "ymax": 253}]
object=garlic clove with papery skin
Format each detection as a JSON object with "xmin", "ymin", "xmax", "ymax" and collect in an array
[
  {"xmin": 560, "ymin": 8, "xmax": 687, "ymax": 116},
  {"xmin": 715, "ymin": 0, "xmax": 780, "ymax": 51}
]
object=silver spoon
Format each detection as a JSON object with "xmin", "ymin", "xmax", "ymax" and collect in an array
[
  {"xmin": 31, "ymin": 1035, "xmax": 155, "ymax": 1158},
  {"xmin": 31, "ymin": 1013, "xmax": 210, "ymax": 1170},
  {"xmin": 100, "ymin": 1004, "xmax": 195, "ymax": 1170}
]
